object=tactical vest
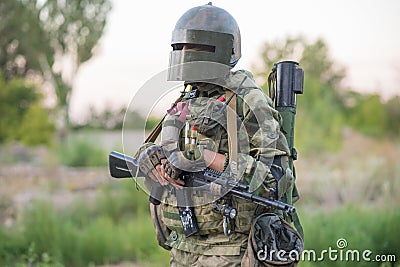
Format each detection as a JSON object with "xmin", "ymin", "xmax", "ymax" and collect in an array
[
  {"xmin": 160, "ymin": 83, "xmax": 290, "ymax": 238},
  {"xmin": 150, "ymin": 69, "xmax": 300, "ymax": 256},
  {"xmin": 160, "ymin": 86, "xmax": 255, "ymax": 236}
]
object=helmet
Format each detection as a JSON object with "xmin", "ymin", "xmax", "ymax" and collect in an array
[{"xmin": 168, "ymin": 2, "xmax": 241, "ymax": 81}]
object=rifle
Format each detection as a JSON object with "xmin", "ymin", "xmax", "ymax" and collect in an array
[{"xmin": 109, "ymin": 150, "xmax": 296, "ymax": 236}]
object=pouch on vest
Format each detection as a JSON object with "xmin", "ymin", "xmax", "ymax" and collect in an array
[
  {"xmin": 161, "ymin": 200, "xmax": 225, "ymax": 236},
  {"xmin": 188, "ymin": 96, "xmax": 227, "ymax": 138}
]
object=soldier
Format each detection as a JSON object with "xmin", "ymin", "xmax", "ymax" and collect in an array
[{"xmin": 136, "ymin": 3, "xmax": 302, "ymax": 266}]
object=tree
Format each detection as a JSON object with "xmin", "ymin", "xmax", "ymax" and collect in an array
[
  {"xmin": 0, "ymin": 0, "xmax": 112, "ymax": 131},
  {"xmin": 253, "ymin": 36, "xmax": 347, "ymax": 153},
  {"xmin": 0, "ymin": 0, "xmax": 50, "ymax": 79},
  {"xmin": 344, "ymin": 93, "xmax": 388, "ymax": 137},
  {"xmin": 37, "ymin": 0, "xmax": 112, "ymax": 127},
  {"xmin": 0, "ymin": 73, "xmax": 54, "ymax": 145},
  {"xmin": 76, "ymin": 105, "xmax": 128, "ymax": 130}
]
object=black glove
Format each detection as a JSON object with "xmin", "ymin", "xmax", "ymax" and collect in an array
[
  {"xmin": 137, "ymin": 145, "xmax": 166, "ymax": 177},
  {"xmin": 162, "ymin": 160, "xmax": 182, "ymax": 180}
]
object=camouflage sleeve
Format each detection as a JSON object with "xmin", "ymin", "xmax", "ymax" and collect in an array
[{"xmin": 236, "ymin": 88, "xmax": 290, "ymax": 195}]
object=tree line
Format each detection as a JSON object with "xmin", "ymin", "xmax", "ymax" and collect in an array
[{"xmin": 254, "ymin": 36, "xmax": 400, "ymax": 153}]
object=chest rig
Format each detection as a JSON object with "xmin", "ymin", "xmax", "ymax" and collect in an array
[{"xmin": 158, "ymin": 80, "xmax": 259, "ymax": 237}]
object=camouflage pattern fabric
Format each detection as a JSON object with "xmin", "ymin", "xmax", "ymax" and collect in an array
[
  {"xmin": 160, "ymin": 69, "xmax": 292, "ymax": 259},
  {"xmin": 170, "ymin": 247, "xmax": 243, "ymax": 267}
]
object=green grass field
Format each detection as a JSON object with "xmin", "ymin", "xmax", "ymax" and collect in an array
[
  {"xmin": 1, "ymin": 186, "xmax": 398, "ymax": 267},
  {"xmin": 0, "ymin": 130, "xmax": 399, "ymax": 266}
]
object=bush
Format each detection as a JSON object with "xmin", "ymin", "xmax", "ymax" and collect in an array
[
  {"xmin": 299, "ymin": 205, "xmax": 400, "ymax": 266},
  {"xmin": 57, "ymin": 136, "xmax": 107, "ymax": 167},
  {"xmin": 0, "ymin": 73, "xmax": 55, "ymax": 146},
  {"xmin": 17, "ymin": 104, "xmax": 55, "ymax": 146},
  {"xmin": 0, "ymin": 182, "xmax": 169, "ymax": 267},
  {"xmin": 2, "ymin": 182, "xmax": 399, "ymax": 267},
  {"xmin": 344, "ymin": 92, "xmax": 389, "ymax": 137}
]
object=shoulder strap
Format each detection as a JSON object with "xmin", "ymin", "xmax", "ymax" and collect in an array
[
  {"xmin": 225, "ymin": 75, "xmax": 248, "ymax": 173},
  {"xmin": 145, "ymin": 115, "xmax": 165, "ymax": 143}
]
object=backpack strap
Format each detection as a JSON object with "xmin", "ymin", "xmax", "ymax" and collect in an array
[
  {"xmin": 291, "ymin": 211, "xmax": 304, "ymax": 239},
  {"xmin": 225, "ymin": 90, "xmax": 238, "ymax": 168},
  {"xmin": 225, "ymin": 75, "xmax": 248, "ymax": 173}
]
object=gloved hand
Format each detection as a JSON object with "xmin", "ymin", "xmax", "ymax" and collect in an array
[
  {"xmin": 137, "ymin": 144, "xmax": 184, "ymax": 187},
  {"xmin": 137, "ymin": 144, "xmax": 165, "ymax": 183},
  {"xmin": 162, "ymin": 160, "xmax": 182, "ymax": 180}
]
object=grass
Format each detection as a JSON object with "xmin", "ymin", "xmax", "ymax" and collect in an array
[
  {"xmin": 56, "ymin": 135, "xmax": 107, "ymax": 167},
  {"xmin": 1, "ymin": 130, "xmax": 399, "ymax": 266},
  {"xmin": 1, "ymin": 185, "xmax": 398, "ymax": 266},
  {"xmin": 0, "ymin": 181, "xmax": 170, "ymax": 267},
  {"xmin": 298, "ymin": 205, "xmax": 400, "ymax": 266}
]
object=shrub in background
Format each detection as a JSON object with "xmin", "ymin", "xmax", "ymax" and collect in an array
[
  {"xmin": 0, "ymin": 181, "xmax": 169, "ymax": 267},
  {"xmin": 17, "ymin": 104, "xmax": 55, "ymax": 146},
  {"xmin": 57, "ymin": 136, "xmax": 107, "ymax": 167},
  {"xmin": 0, "ymin": 73, "xmax": 55, "ymax": 146},
  {"xmin": 300, "ymin": 206, "xmax": 400, "ymax": 267}
]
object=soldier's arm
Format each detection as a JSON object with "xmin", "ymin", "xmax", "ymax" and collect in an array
[
  {"xmin": 236, "ymin": 89, "xmax": 287, "ymax": 195},
  {"xmin": 203, "ymin": 149, "xmax": 226, "ymax": 172}
]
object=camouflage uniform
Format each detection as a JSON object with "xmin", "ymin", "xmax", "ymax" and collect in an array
[
  {"xmin": 170, "ymin": 248, "xmax": 242, "ymax": 267},
  {"xmin": 136, "ymin": 3, "xmax": 297, "ymax": 265},
  {"xmin": 159, "ymin": 70, "xmax": 291, "ymax": 266}
]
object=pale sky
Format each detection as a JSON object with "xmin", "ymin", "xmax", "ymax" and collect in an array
[{"xmin": 70, "ymin": 0, "xmax": 400, "ymax": 122}]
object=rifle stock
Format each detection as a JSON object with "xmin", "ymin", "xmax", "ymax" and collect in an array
[{"xmin": 108, "ymin": 151, "xmax": 139, "ymax": 178}]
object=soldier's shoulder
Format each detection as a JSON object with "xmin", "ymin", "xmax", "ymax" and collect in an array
[
  {"xmin": 231, "ymin": 69, "xmax": 256, "ymax": 81},
  {"xmin": 225, "ymin": 69, "xmax": 259, "ymax": 93},
  {"xmin": 233, "ymin": 71, "xmax": 274, "ymax": 107}
]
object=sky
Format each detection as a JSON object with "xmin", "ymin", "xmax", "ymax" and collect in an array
[{"xmin": 70, "ymin": 0, "xmax": 400, "ymax": 122}]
